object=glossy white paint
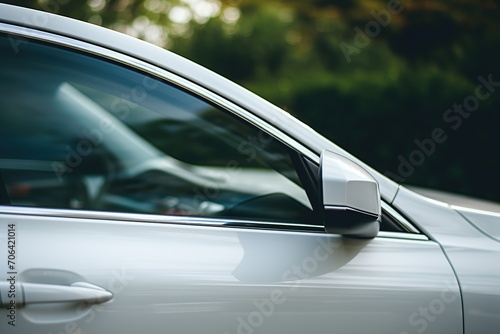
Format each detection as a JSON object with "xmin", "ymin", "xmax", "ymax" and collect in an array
[
  {"xmin": 320, "ymin": 150, "xmax": 381, "ymax": 237},
  {"xmin": 320, "ymin": 150, "xmax": 380, "ymax": 217},
  {"xmin": 454, "ymin": 207, "xmax": 500, "ymax": 243},
  {"xmin": 1, "ymin": 214, "xmax": 461, "ymax": 334},
  {"xmin": 393, "ymin": 186, "xmax": 500, "ymax": 334}
]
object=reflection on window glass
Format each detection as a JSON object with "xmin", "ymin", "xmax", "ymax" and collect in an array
[{"xmin": 0, "ymin": 34, "xmax": 314, "ymax": 224}]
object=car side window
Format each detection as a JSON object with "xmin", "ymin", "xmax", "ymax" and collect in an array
[{"xmin": 0, "ymin": 34, "xmax": 315, "ymax": 224}]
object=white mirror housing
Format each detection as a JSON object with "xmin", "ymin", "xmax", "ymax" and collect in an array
[{"xmin": 320, "ymin": 150, "xmax": 381, "ymax": 238}]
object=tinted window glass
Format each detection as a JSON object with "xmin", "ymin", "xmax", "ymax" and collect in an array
[{"xmin": 0, "ymin": 34, "xmax": 314, "ymax": 224}]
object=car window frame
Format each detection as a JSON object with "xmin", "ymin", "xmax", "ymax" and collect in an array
[{"xmin": 0, "ymin": 22, "xmax": 426, "ymax": 239}]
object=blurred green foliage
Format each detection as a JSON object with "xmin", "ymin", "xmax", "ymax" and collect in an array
[{"xmin": 4, "ymin": 0, "xmax": 500, "ymax": 201}]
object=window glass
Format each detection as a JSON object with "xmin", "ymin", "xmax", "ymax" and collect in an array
[{"xmin": 0, "ymin": 34, "xmax": 314, "ymax": 224}]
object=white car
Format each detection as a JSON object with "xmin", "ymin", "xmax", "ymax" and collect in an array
[{"xmin": 0, "ymin": 4, "xmax": 498, "ymax": 334}]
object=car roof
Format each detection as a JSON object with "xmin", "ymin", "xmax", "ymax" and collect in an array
[{"xmin": 0, "ymin": 3, "xmax": 398, "ymax": 202}]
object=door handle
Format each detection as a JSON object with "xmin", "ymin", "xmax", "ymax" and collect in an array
[{"xmin": 0, "ymin": 281, "xmax": 113, "ymax": 306}]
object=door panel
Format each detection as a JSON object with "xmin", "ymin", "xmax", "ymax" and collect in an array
[
  {"xmin": 0, "ymin": 26, "xmax": 461, "ymax": 334},
  {"xmin": 1, "ymin": 214, "xmax": 461, "ymax": 333}
]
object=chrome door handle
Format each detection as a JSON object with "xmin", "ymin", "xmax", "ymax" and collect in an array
[{"xmin": 0, "ymin": 281, "xmax": 113, "ymax": 306}]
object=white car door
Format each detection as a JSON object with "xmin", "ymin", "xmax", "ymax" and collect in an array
[{"xmin": 0, "ymin": 25, "xmax": 462, "ymax": 334}]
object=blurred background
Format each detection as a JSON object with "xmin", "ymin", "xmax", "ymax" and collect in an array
[{"xmin": 3, "ymin": 0, "xmax": 500, "ymax": 203}]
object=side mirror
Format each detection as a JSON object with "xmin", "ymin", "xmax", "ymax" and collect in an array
[{"xmin": 320, "ymin": 150, "xmax": 381, "ymax": 238}]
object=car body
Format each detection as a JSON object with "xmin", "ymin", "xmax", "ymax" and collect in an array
[{"xmin": 0, "ymin": 4, "xmax": 499, "ymax": 334}]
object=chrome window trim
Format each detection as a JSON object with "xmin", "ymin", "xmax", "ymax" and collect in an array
[
  {"xmin": 0, "ymin": 22, "xmax": 319, "ymax": 164},
  {"xmin": 381, "ymin": 201, "xmax": 421, "ymax": 234},
  {"xmin": 0, "ymin": 205, "xmax": 428, "ymax": 240},
  {"xmin": 377, "ymin": 231, "xmax": 428, "ymax": 241},
  {"xmin": 0, "ymin": 205, "xmax": 322, "ymax": 232}
]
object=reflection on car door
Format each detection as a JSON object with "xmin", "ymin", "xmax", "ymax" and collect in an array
[{"xmin": 1, "ymin": 212, "xmax": 461, "ymax": 334}]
